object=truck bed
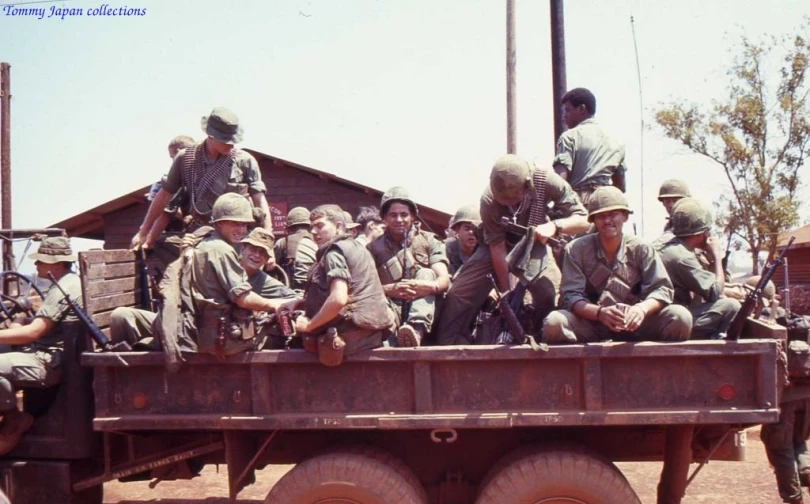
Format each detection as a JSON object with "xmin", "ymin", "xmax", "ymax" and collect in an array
[{"xmin": 82, "ymin": 339, "xmax": 780, "ymax": 432}]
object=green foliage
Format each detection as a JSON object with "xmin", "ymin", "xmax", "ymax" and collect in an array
[{"xmin": 654, "ymin": 20, "xmax": 810, "ymax": 272}]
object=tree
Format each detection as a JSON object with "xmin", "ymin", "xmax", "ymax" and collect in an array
[{"xmin": 654, "ymin": 21, "xmax": 810, "ymax": 273}]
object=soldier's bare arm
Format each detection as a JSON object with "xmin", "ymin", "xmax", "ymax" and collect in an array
[
  {"xmin": 132, "ymin": 188, "xmax": 172, "ymax": 249},
  {"xmin": 626, "ymin": 298, "xmax": 664, "ymax": 331},
  {"xmin": 0, "ymin": 317, "xmax": 55, "ymax": 346},
  {"xmin": 489, "ymin": 242, "xmax": 510, "ymax": 292},
  {"xmin": 611, "ymin": 170, "xmax": 626, "ymax": 193},
  {"xmin": 251, "ymin": 193, "xmax": 273, "ymax": 232},
  {"xmin": 553, "ymin": 164, "xmax": 569, "ymax": 181},
  {"xmin": 144, "ymin": 213, "xmax": 173, "ymax": 249},
  {"xmin": 295, "ymin": 279, "xmax": 349, "ymax": 334},
  {"xmin": 233, "ymin": 291, "xmax": 286, "ymax": 313}
]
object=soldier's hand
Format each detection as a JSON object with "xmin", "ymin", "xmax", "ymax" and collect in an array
[
  {"xmin": 403, "ymin": 280, "xmax": 436, "ymax": 299},
  {"xmin": 388, "ymin": 282, "xmax": 417, "ymax": 300},
  {"xmin": 180, "ymin": 233, "xmax": 204, "ymax": 250},
  {"xmin": 533, "ymin": 222, "xmax": 557, "ymax": 244},
  {"xmin": 624, "ymin": 304, "xmax": 646, "ymax": 332},
  {"xmin": 294, "ymin": 315, "xmax": 311, "ymax": 334},
  {"xmin": 704, "ymin": 235, "xmax": 721, "ymax": 259},
  {"xmin": 598, "ymin": 306, "xmax": 626, "ymax": 332},
  {"xmin": 130, "ymin": 232, "xmax": 146, "ymax": 251}
]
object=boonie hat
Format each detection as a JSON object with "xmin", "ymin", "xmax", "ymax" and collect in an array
[
  {"xmin": 241, "ymin": 228, "xmax": 275, "ymax": 257},
  {"xmin": 201, "ymin": 107, "xmax": 244, "ymax": 145},
  {"xmin": 28, "ymin": 236, "xmax": 77, "ymax": 264}
]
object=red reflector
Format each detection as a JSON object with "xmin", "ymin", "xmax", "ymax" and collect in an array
[{"xmin": 717, "ymin": 384, "xmax": 736, "ymax": 401}]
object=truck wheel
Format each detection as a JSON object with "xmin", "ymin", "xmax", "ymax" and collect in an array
[
  {"xmin": 476, "ymin": 449, "xmax": 641, "ymax": 504},
  {"xmin": 264, "ymin": 449, "xmax": 427, "ymax": 504}
]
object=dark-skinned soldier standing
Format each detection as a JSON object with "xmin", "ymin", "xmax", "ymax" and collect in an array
[
  {"xmin": 274, "ymin": 206, "xmax": 317, "ymax": 291},
  {"xmin": 445, "ymin": 205, "xmax": 481, "ymax": 276},
  {"xmin": 367, "ymin": 188, "xmax": 451, "ymax": 347},
  {"xmin": 435, "ymin": 154, "xmax": 590, "ymax": 346},
  {"xmin": 279, "ymin": 205, "xmax": 392, "ymax": 366},
  {"xmin": 657, "ymin": 198, "xmax": 740, "ymax": 339}
]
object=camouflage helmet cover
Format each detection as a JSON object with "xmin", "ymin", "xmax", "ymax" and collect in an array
[
  {"xmin": 670, "ymin": 198, "xmax": 711, "ymax": 237},
  {"xmin": 658, "ymin": 179, "xmax": 691, "ymax": 200},
  {"xmin": 449, "ymin": 204, "xmax": 482, "ymax": 229},
  {"xmin": 211, "ymin": 193, "xmax": 254, "ymax": 223},
  {"xmin": 286, "ymin": 206, "xmax": 311, "ymax": 227},
  {"xmin": 587, "ymin": 186, "xmax": 632, "ymax": 222},
  {"xmin": 490, "ymin": 154, "xmax": 532, "ymax": 202},
  {"xmin": 380, "ymin": 186, "xmax": 418, "ymax": 215}
]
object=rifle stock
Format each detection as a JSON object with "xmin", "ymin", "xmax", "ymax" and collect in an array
[
  {"xmin": 400, "ymin": 224, "xmax": 413, "ymax": 322},
  {"xmin": 488, "ymin": 274, "xmax": 526, "ymax": 345},
  {"xmin": 726, "ymin": 236, "xmax": 795, "ymax": 341},
  {"xmin": 47, "ymin": 273, "xmax": 131, "ymax": 352}
]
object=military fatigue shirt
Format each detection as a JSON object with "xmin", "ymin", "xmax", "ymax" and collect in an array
[
  {"xmin": 367, "ymin": 229, "xmax": 447, "ymax": 285},
  {"xmin": 553, "ymin": 118, "xmax": 627, "ymax": 191},
  {"xmin": 32, "ymin": 272, "xmax": 82, "ymax": 352},
  {"xmin": 560, "ymin": 233, "xmax": 674, "ymax": 311},
  {"xmin": 480, "ymin": 169, "xmax": 587, "ymax": 249},
  {"xmin": 248, "ymin": 271, "xmax": 297, "ymax": 300},
  {"xmin": 292, "ymin": 236, "xmax": 318, "ymax": 289},
  {"xmin": 657, "ymin": 238, "xmax": 722, "ymax": 305},
  {"xmin": 190, "ymin": 231, "xmax": 253, "ymax": 306},
  {"xmin": 445, "ymin": 237, "xmax": 475, "ymax": 275}
]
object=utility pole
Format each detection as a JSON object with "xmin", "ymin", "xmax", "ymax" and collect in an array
[
  {"xmin": 1, "ymin": 63, "xmax": 12, "ymax": 273},
  {"xmin": 549, "ymin": 0, "xmax": 567, "ymax": 143},
  {"xmin": 506, "ymin": 0, "xmax": 516, "ymax": 154}
]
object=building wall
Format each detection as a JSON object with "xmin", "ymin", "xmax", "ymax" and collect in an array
[
  {"xmin": 770, "ymin": 248, "xmax": 810, "ymax": 286},
  {"xmin": 101, "ymin": 158, "xmax": 446, "ymax": 249}
]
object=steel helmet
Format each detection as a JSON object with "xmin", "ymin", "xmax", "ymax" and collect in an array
[
  {"xmin": 380, "ymin": 186, "xmax": 418, "ymax": 215},
  {"xmin": 670, "ymin": 198, "xmax": 711, "ymax": 237},
  {"xmin": 449, "ymin": 205, "xmax": 481, "ymax": 230},
  {"xmin": 286, "ymin": 206, "xmax": 311, "ymax": 228},
  {"xmin": 658, "ymin": 179, "xmax": 691, "ymax": 200},
  {"xmin": 490, "ymin": 154, "xmax": 532, "ymax": 202},
  {"xmin": 211, "ymin": 193, "xmax": 254, "ymax": 224},
  {"xmin": 745, "ymin": 275, "xmax": 776, "ymax": 304},
  {"xmin": 587, "ymin": 186, "xmax": 632, "ymax": 222}
]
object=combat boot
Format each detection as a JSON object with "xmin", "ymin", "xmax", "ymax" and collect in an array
[{"xmin": 396, "ymin": 323, "xmax": 422, "ymax": 347}]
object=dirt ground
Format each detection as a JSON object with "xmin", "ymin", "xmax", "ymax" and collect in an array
[{"xmin": 103, "ymin": 428, "xmax": 790, "ymax": 504}]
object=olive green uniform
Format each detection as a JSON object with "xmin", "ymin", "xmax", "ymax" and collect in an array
[
  {"xmin": 435, "ymin": 170, "xmax": 586, "ymax": 345},
  {"xmin": 542, "ymin": 234, "xmax": 692, "ymax": 343},
  {"xmin": 445, "ymin": 237, "xmax": 475, "ymax": 276},
  {"xmin": 0, "ymin": 273, "xmax": 82, "ymax": 410},
  {"xmin": 553, "ymin": 118, "xmax": 627, "ymax": 204},
  {"xmin": 274, "ymin": 229, "xmax": 317, "ymax": 291},
  {"xmin": 367, "ymin": 229, "xmax": 448, "ymax": 335},
  {"xmin": 657, "ymin": 237, "xmax": 740, "ymax": 339},
  {"xmin": 762, "ymin": 392, "xmax": 810, "ymax": 503}
]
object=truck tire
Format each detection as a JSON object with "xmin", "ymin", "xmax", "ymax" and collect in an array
[
  {"xmin": 264, "ymin": 449, "xmax": 427, "ymax": 504},
  {"xmin": 476, "ymin": 449, "xmax": 641, "ymax": 504}
]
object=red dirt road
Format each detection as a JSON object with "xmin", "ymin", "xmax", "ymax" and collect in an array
[{"xmin": 103, "ymin": 429, "xmax": 788, "ymax": 504}]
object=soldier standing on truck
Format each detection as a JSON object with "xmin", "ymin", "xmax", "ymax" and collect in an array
[
  {"xmin": 656, "ymin": 198, "xmax": 741, "ymax": 339},
  {"xmin": 435, "ymin": 154, "xmax": 590, "ymax": 345},
  {"xmin": 366, "ymin": 187, "xmax": 451, "ymax": 347},
  {"xmin": 444, "ymin": 204, "xmax": 481, "ymax": 276},
  {"xmin": 280, "ymin": 204, "xmax": 393, "ymax": 366},
  {"xmin": 0, "ymin": 237, "xmax": 82, "ymax": 454},
  {"xmin": 131, "ymin": 107, "xmax": 273, "ymax": 252},
  {"xmin": 274, "ymin": 207, "xmax": 317, "ymax": 291},
  {"xmin": 552, "ymin": 88, "xmax": 627, "ymax": 206},
  {"xmin": 542, "ymin": 186, "xmax": 692, "ymax": 344}
]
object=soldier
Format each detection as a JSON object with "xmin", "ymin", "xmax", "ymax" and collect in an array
[
  {"xmin": 436, "ymin": 155, "xmax": 590, "ymax": 346},
  {"xmin": 274, "ymin": 206, "xmax": 317, "ymax": 291},
  {"xmin": 553, "ymin": 88, "xmax": 627, "ymax": 205},
  {"xmin": 542, "ymin": 186, "xmax": 692, "ymax": 344},
  {"xmin": 242, "ymin": 228, "xmax": 297, "ymax": 300},
  {"xmin": 657, "ymin": 198, "xmax": 741, "ymax": 339},
  {"xmin": 652, "ymin": 179, "xmax": 691, "ymax": 249},
  {"xmin": 0, "ymin": 237, "xmax": 82, "ymax": 454},
  {"xmin": 445, "ymin": 204, "xmax": 481, "ymax": 276},
  {"xmin": 280, "ymin": 204, "xmax": 393, "ymax": 366},
  {"xmin": 343, "ymin": 211, "xmax": 362, "ymax": 239},
  {"xmin": 131, "ymin": 107, "xmax": 273, "ymax": 251},
  {"xmin": 367, "ymin": 187, "xmax": 450, "ymax": 347},
  {"xmin": 354, "ymin": 206, "xmax": 384, "ymax": 247}
]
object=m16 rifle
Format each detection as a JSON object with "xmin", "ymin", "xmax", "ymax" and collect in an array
[
  {"xmin": 488, "ymin": 274, "xmax": 549, "ymax": 351},
  {"xmin": 47, "ymin": 272, "xmax": 132, "ymax": 353},
  {"xmin": 726, "ymin": 236, "xmax": 795, "ymax": 341},
  {"xmin": 400, "ymin": 223, "xmax": 413, "ymax": 323}
]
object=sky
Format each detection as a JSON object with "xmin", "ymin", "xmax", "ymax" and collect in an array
[{"xmin": 1, "ymin": 0, "xmax": 809, "ymax": 274}]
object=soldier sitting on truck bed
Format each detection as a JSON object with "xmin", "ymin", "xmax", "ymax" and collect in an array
[
  {"xmin": 279, "ymin": 204, "xmax": 393, "ymax": 366},
  {"xmin": 354, "ymin": 206, "xmax": 384, "ymax": 247},
  {"xmin": 274, "ymin": 207, "xmax": 317, "ymax": 292},
  {"xmin": 656, "ymin": 198, "xmax": 740, "ymax": 339},
  {"xmin": 0, "ymin": 237, "xmax": 82, "ymax": 455},
  {"xmin": 444, "ymin": 204, "xmax": 481, "ymax": 276},
  {"xmin": 542, "ymin": 186, "xmax": 692, "ymax": 344},
  {"xmin": 367, "ymin": 187, "xmax": 450, "ymax": 347},
  {"xmin": 435, "ymin": 154, "xmax": 590, "ymax": 345}
]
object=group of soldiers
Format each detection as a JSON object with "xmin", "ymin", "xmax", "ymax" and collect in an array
[{"xmin": 0, "ymin": 90, "xmax": 803, "ymax": 501}]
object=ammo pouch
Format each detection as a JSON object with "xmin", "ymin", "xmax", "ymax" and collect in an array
[
  {"xmin": 378, "ymin": 251, "xmax": 418, "ymax": 285},
  {"xmin": 196, "ymin": 302, "xmax": 257, "ymax": 360},
  {"xmin": 788, "ymin": 340, "xmax": 810, "ymax": 378}
]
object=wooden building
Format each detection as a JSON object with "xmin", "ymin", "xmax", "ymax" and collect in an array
[
  {"xmin": 51, "ymin": 149, "xmax": 451, "ymax": 248},
  {"xmin": 772, "ymin": 224, "xmax": 810, "ymax": 286}
]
